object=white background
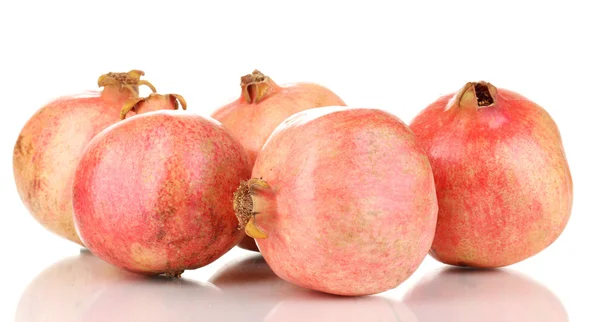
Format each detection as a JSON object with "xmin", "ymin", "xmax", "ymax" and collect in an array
[{"xmin": 1, "ymin": 0, "xmax": 599, "ymax": 321}]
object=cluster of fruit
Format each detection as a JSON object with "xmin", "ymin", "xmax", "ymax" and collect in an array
[{"xmin": 13, "ymin": 69, "xmax": 572, "ymax": 296}]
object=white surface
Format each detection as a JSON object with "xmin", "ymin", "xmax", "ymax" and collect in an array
[{"xmin": 1, "ymin": 1, "xmax": 598, "ymax": 321}]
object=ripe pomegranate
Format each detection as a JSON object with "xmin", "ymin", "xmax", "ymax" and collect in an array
[
  {"xmin": 403, "ymin": 268, "xmax": 568, "ymax": 322},
  {"xmin": 12, "ymin": 70, "xmax": 183, "ymax": 245},
  {"xmin": 234, "ymin": 106, "xmax": 438, "ymax": 296},
  {"xmin": 121, "ymin": 92, "xmax": 187, "ymax": 119},
  {"xmin": 410, "ymin": 81, "xmax": 573, "ymax": 268},
  {"xmin": 72, "ymin": 110, "xmax": 251, "ymax": 277},
  {"xmin": 212, "ymin": 70, "xmax": 346, "ymax": 252}
]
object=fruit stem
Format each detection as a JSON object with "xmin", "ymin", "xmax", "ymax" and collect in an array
[
  {"xmin": 240, "ymin": 70, "xmax": 280, "ymax": 104},
  {"xmin": 165, "ymin": 270, "xmax": 184, "ymax": 278},
  {"xmin": 454, "ymin": 81, "xmax": 498, "ymax": 109},
  {"xmin": 233, "ymin": 178, "xmax": 271, "ymax": 239},
  {"xmin": 97, "ymin": 70, "xmax": 157, "ymax": 99},
  {"xmin": 120, "ymin": 93, "xmax": 187, "ymax": 119}
]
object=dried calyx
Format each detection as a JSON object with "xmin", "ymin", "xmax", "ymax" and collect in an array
[
  {"xmin": 455, "ymin": 81, "xmax": 498, "ymax": 109},
  {"xmin": 233, "ymin": 178, "xmax": 270, "ymax": 239},
  {"xmin": 97, "ymin": 69, "xmax": 157, "ymax": 96},
  {"xmin": 240, "ymin": 70, "xmax": 280, "ymax": 104},
  {"xmin": 120, "ymin": 93, "xmax": 187, "ymax": 119},
  {"xmin": 164, "ymin": 270, "xmax": 184, "ymax": 278},
  {"xmin": 474, "ymin": 83, "xmax": 494, "ymax": 106}
]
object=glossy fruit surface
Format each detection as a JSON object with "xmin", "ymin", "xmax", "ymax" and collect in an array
[
  {"xmin": 73, "ymin": 111, "xmax": 250, "ymax": 276},
  {"xmin": 212, "ymin": 70, "xmax": 345, "ymax": 252},
  {"xmin": 235, "ymin": 106, "xmax": 438, "ymax": 296},
  {"xmin": 410, "ymin": 81, "xmax": 573, "ymax": 267},
  {"xmin": 13, "ymin": 70, "xmax": 175, "ymax": 245}
]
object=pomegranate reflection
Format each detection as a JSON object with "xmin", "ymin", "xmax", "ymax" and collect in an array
[
  {"xmin": 402, "ymin": 267, "xmax": 568, "ymax": 322},
  {"xmin": 16, "ymin": 250, "xmax": 225, "ymax": 322},
  {"xmin": 209, "ymin": 254, "xmax": 417, "ymax": 322}
]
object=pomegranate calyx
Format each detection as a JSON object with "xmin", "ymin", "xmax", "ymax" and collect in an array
[
  {"xmin": 98, "ymin": 70, "xmax": 157, "ymax": 97},
  {"xmin": 454, "ymin": 81, "xmax": 498, "ymax": 110},
  {"xmin": 119, "ymin": 93, "xmax": 187, "ymax": 120},
  {"xmin": 233, "ymin": 178, "xmax": 270, "ymax": 239},
  {"xmin": 120, "ymin": 97, "xmax": 145, "ymax": 119},
  {"xmin": 246, "ymin": 216, "xmax": 268, "ymax": 239},
  {"xmin": 474, "ymin": 82, "xmax": 495, "ymax": 107},
  {"xmin": 240, "ymin": 70, "xmax": 279, "ymax": 104}
]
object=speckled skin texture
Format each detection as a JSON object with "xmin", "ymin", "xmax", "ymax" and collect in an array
[
  {"xmin": 12, "ymin": 87, "xmax": 153, "ymax": 245},
  {"xmin": 212, "ymin": 77, "xmax": 345, "ymax": 252},
  {"xmin": 212, "ymin": 82, "xmax": 345, "ymax": 166},
  {"xmin": 410, "ymin": 85, "xmax": 573, "ymax": 268},
  {"xmin": 251, "ymin": 107, "xmax": 438, "ymax": 296},
  {"xmin": 72, "ymin": 111, "xmax": 250, "ymax": 275}
]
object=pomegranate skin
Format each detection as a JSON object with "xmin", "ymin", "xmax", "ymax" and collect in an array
[
  {"xmin": 72, "ymin": 110, "xmax": 250, "ymax": 276},
  {"xmin": 13, "ymin": 70, "xmax": 163, "ymax": 245},
  {"xmin": 410, "ymin": 82, "xmax": 573, "ymax": 268},
  {"xmin": 237, "ymin": 106, "xmax": 438, "ymax": 296},
  {"xmin": 212, "ymin": 70, "xmax": 346, "ymax": 166},
  {"xmin": 212, "ymin": 70, "xmax": 345, "ymax": 252}
]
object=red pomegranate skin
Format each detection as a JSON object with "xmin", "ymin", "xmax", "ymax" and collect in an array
[
  {"xmin": 410, "ymin": 82, "xmax": 573, "ymax": 268},
  {"xmin": 211, "ymin": 70, "xmax": 346, "ymax": 167},
  {"xmin": 239, "ymin": 106, "xmax": 438, "ymax": 296},
  {"xmin": 72, "ymin": 110, "xmax": 250, "ymax": 276},
  {"xmin": 13, "ymin": 71, "xmax": 161, "ymax": 245},
  {"xmin": 212, "ymin": 70, "xmax": 345, "ymax": 252}
]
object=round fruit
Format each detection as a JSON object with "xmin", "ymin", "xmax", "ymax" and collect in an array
[
  {"xmin": 212, "ymin": 69, "xmax": 346, "ymax": 166},
  {"xmin": 72, "ymin": 110, "xmax": 250, "ymax": 276},
  {"xmin": 12, "ymin": 70, "xmax": 181, "ymax": 245},
  {"xmin": 410, "ymin": 81, "xmax": 573, "ymax": 268},
  {"xmin": 234, "ymin": 106, "xmax": 438, "ymax": 296},
  {"xmin": 212, "ymin": 70, "xmax": 346, "ymax": 252}
]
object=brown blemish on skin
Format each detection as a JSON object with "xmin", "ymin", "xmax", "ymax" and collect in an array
[
  {"xmin": 14, "ymin": 135, "xmax": 25, "ymax": 156},
  {"xmin": 208, "ymin": 207, "xmax": 224, "ymax": 246},
  {"xmin": 130, "ymin": 243, "xmax": 161, "ymax": 272},
  {"xmin": 32, "ymin": 177, "xmax": 42, "ymax": 191},
  {"xmin": 156, "ymin": 228, "xmax": 166, "ymax": 241}
]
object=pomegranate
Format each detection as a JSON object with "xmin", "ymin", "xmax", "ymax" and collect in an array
[
  {"xmin": 12, "ymin": 70, "xmax": 184, "ymax": 245},
  {"xmin": 233, "ymin": 106, "xmax": 438, "ymax": 296},
  {"xmin": 410, "ymin": 81, "xmax": 573, "ymax": 268},
  {"xmin": 122, "ymin": 92, "xmax": 187, "ymax": 118},
  {"xmin": 403, "ymin": 268, "xmax": 568, "ymax": 322},
  {"xmin": 212, "ymin": 70, "xmax": 346, "ymax": 252},
  {"xmin": 72, "ymin": 110, "xmax": 251, "ymax": 277}
]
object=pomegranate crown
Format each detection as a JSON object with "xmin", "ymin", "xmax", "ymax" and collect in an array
[{"xmin": 97, "ymin": 69, "xmax": 157, "ymax": 96}]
